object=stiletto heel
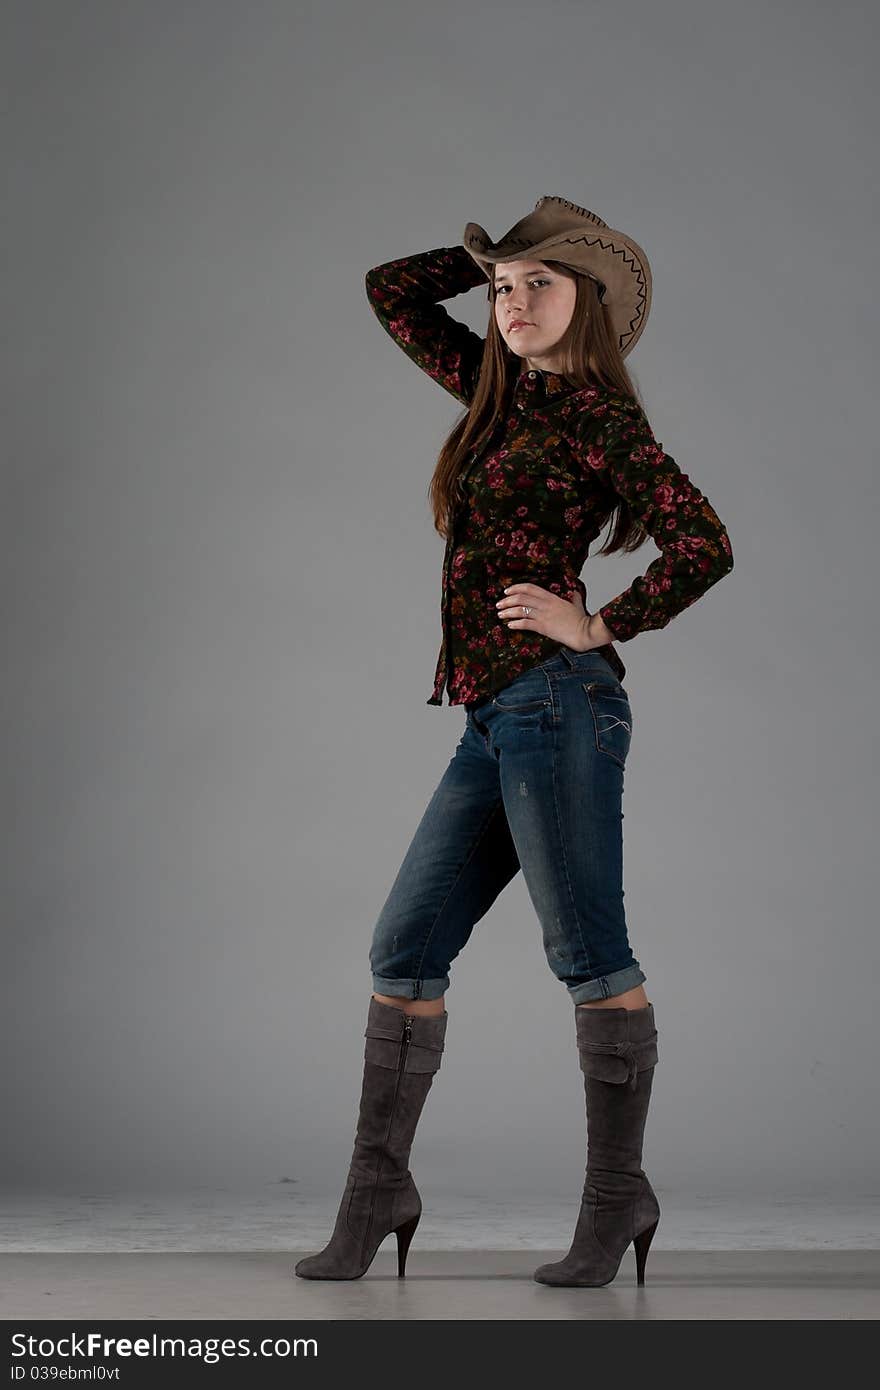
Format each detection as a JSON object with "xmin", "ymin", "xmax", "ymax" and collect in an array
[
  {"xmin": 395, "ymin": 1211, "xmax": 420, "ymax": 1277},
  {"xmin": 633, "ymin": 1217, "xmax": 658, "ymax": 1285}
]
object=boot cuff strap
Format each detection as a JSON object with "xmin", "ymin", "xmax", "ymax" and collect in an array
[
  {"xmin": 364, "ymin": 1024, "xmax": 446, "ymax": 1073},
  {"xmin": 578, "ymin": 1032, "xmax": 658, "ymax": 1089}
]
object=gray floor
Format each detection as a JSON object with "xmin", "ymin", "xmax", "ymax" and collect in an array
[
  {"xmin": 2, "ymin": 1190, "xmax": 879, "ymax": 1319},
  {"xmin": 4, "ymin": 1250, "xmax": 880, "ymax": 1320}
]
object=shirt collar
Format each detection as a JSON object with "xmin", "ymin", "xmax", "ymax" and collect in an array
[{"xmin": 513, "ymin": 366, "xmax": 579, "ymax": 403}]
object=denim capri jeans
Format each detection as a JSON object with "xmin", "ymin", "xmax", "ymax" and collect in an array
[{"xmin": 369, "ymin": 646, "xmax": 646, "ymax": 1005}]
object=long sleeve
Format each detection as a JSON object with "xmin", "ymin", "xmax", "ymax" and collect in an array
[
  {"xmin": 578, "ymin": 398, "xmax": 734, "ymax": 643},
  {"xmin": 365, "ymin": 245, "xmax": 489, "ymax": 405}
]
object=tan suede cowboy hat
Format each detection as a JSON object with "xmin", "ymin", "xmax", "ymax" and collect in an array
[{"xmin": 462, "ymin": 195, "xmax": 653, "ymax": 358}]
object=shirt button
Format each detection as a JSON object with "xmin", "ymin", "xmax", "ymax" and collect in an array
[{"xmin": 528, "ymin": 371, "xmax": 536, "ymax": 378}]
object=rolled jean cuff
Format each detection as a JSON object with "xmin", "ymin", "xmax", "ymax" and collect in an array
[
  {"xmin": 371, "ymin": 973, "xmax": 450, "ymax": 1001},
  {"xmin": 568, "ymin": 964, "xmax": 647, "ymax": 1005}
]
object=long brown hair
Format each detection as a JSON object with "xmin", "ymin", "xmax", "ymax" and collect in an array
[{"xmin": 428, "ymin": 259, "xmax": 650, "ymax": 560}]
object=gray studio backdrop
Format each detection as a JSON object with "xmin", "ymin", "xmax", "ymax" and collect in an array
[{"xmin": 3, "ymin": 0, "xmax": 878, "ymax": 1203}]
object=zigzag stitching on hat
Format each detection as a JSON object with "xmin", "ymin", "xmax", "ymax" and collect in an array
[
  {"xmin": 537, "ymin": 196, "xmax": 607, "ymax": 228},
  {"xmin": 554, "ymin": 234, "xmax": 647, "ymax": 346},
  {"xmin": 489, "ymin": 235, "xmax": 541, "ymax": 249}
]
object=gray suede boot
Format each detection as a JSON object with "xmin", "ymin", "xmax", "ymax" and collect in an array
[
  {"xmin": 534, "ymin": 1002, "xmax": 660, "ymax": 1288},
  {"xmin": 294, "ymin": 997, "xmax": 448, "ymax": 1280}
]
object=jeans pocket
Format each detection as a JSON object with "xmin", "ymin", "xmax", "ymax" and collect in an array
[
  {"xmin": 492, "ymin": 668, "xmax": 551, "ymax": 714},
  {"xmin": 493, "ymin": 693, "xmax": 551, "ymax": 713},
  {"xmin": 583, "ymin": 682, "xmax": 633, "ymax": 768}
]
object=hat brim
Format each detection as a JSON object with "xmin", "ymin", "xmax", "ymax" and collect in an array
[{"xmin": 462, "ymin": 221, "xmax": 653, "ymax": 358}]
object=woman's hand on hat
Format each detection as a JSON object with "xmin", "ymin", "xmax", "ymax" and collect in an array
[{"xmin": 495, "ymin": 584, "xmax": 604, "ymax": 652}]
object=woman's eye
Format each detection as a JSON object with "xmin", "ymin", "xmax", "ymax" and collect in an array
[{"xmin": 496, "ymin": 279, "xmax": 548, "ymax": 295}]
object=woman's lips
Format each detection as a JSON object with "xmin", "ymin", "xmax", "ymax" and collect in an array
[{"xmin": 509, "ymin": 322, "xmax": 534, "ymax": 333}]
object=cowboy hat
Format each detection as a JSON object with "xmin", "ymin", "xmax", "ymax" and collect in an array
[{"xmin": 462, "ymin": 195, "xmax": 652, "ymax": 357}]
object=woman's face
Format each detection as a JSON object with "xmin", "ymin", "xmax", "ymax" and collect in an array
[{"xmin": 492, "ymin": 258, "xmax": 577, "ymax": 371}]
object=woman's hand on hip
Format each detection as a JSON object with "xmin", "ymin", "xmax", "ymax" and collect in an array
[{"xmin": 495, "ymin": 584, "xmax": 610, "ymax": 651}]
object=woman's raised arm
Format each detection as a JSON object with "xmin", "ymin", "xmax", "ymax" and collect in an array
[{"xmin": 365, "ymin": 245, "xmax": 489, "ymax": 405}]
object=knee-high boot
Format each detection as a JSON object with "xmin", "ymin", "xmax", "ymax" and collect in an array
[
  {"xmin": 533, "ymin": 1001, "xmax": 660, "ymax": 1287},
  {"xmin": 294, "ymin": 997, "xmax": 447, "ymax": 1280}
]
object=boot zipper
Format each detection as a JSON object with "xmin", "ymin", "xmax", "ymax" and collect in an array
[{"xmin": 384, "ymin": 1017, "xmax": 413, "ymax": 1154}]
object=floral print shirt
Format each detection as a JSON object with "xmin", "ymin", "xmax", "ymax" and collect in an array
[{"xmin": 365, "ymin": 245, "xmax": 734, "ymax": 707}]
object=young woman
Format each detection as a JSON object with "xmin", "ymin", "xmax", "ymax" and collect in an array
[{"xmin": 294, "ymin": 196, "xmax": 733, "ymax": 1289}]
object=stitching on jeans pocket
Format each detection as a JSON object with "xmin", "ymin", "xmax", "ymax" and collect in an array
[
  {"xmin": 492, "ymin": 672, "xmax": 552, "ymax": 713},
  {"xmin": 492, "ymin": 695, "xmax": 551, "ymax": 713},
  {"xmin": 582, "ymin": 682, "xmax": 632, "ymax": 768}
]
